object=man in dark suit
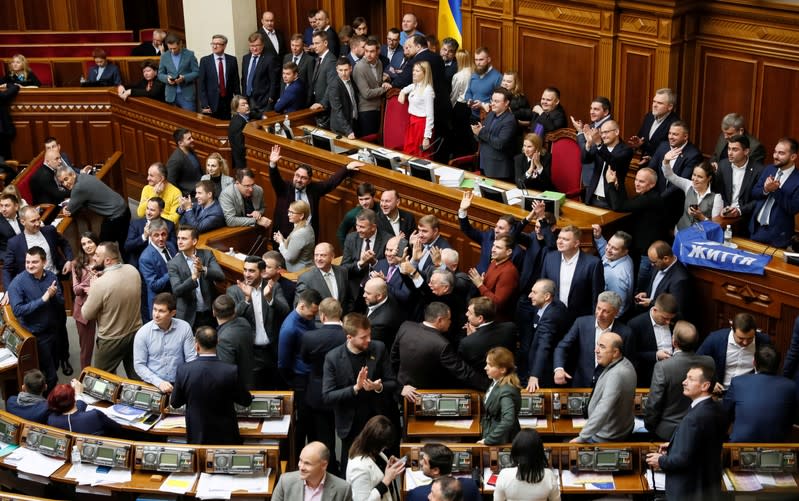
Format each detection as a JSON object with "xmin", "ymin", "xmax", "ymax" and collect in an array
[
  {"xmin": 274, "ymin": 62, "xmax": 307, "ymax": 113},
  {"xmin": 198, "ymin": 34, "xmax": 240, "ymax": 120},
  {"xmin": 380, "ymin": 28, "xmax": 404, "ymax": 75},
  {"xmin": 328, "ymin": 57, "xmax": 358, "ymax": 138},
  {"xmin": 308, "ymin": 30, "xmax": 338, "ymax": 128},
  {"xmin": 582, "ymin": 120, "xmax": 634, "ymax": 208},
  {"xmin": 167, "ymin": 225, "xmax": 225, "ymax": 328},
  {"xmin": 166, "ymin": 128, "xmax": 202, "ymax": 196},
  {"xmin": 371, "ymin": 236, "xmax": 414, "ymax": 309},
  {"xmin": 363, "ymin": 277, "xmax": 405, "ymax": 350},
  {"xmin": 341, "ymin": 209, "xmax": 391, "ymax": 296},
  {"xmin": 697, "ymin": 312, "xmax": 771, "ymax": 391},
  {"xmin": 525, "ymin": 279, "xmax": 571, "ymax": 391},
  {"xmin": 171, "ymin": 326, "xmax": 253, "ymax": 445},
  {"xmin": 635, "ymin": 240, "xmax": 692, "ymax": 320},
  {"xmin": 323, "ymin": 313, "xmax": 398, "ymax": 471},
  {"xmin": 627, "ymin": 88, "xmax": 680, "ymax": 166},
  {"xmin": 646, "ymin": 365, "xmax": 727, "ymax": 501},
  {"xmin": 258, "ymin": 11, "xmax": 287, "ymax": 60},
  {"xmin": 124, "ymin": 197, "xmax": 176, "ymax": 269},
  {"xmin": 629, "ymin": 293, "xmax": 679, "ymax": 387},
  {"xmin": 553, "ymin": 291, "xmax": 633, "ymax": 387},
  {"xmin": 0, "ymin": 192, "xmax": 22, "ymax": 253},
  {"xmin": 138, "ymin": 219, "xmax": 176, "ymax": 322},
  {"xmin": 724, "ymin": 344, "xmax": 797, "ymax": 442},
  {"xmin": 267, "ymin": 146, "xmax": 360, "ymax": 238},
  {"xmin": 472, "ymin": 88, "xmax": 516, "ymax": 181},
  {"xmin": 376, "ymin": 189, "xmax": 416, "ymax": 238},
  {"xmin": 314, "ymin": 9, "xmax": 340, "ymax": 57},
  {"xmin": 783, "ymin": 315, "xmax": 799, "ymax": 397},
  {"xmin": 131, "ymin": 29, "xmax": 165, "ymax": 57},
  {"xmin": 176, "ymin": 180, "xmax": 225, "ymax": 234},
  {"xmin": 409, "ymin": 214, "xmax": 451, "ymax": 278},
  {"xmin": 648, "ymin": 121, "xmax": 704, "ymax": 194},
  {"xmin": 540, "ymin": 225, "xmax": 604, "ymax": 319},
  {"xmin": 301, "ymin": 298, "xmax": 346, "ymax": 475},
  {"xmin": 391, "ymin": 302, "xmax": 489, "ymax": 397},
  {"xmin": 749, "ymin": 137, "xmax": 799, "ymax": 249},
  {"xmin": 296, "ymin": 242, "xmax": 352, "ymax": 313},
  {"xmin": 710, "ymin": 112, "xmax": 766, "ymax": 165},
  {"xmin": 644, "ymin": 320, "xmax": 715, "ymax": 441},
  {"xmin": 242, "ymin": 32, "xmax": 280, "ymax": 115},
  {"xmin": 401, "ymin": 267, "xmax": 467, "ymax": 346},
  {"xmin": 213, "ymin": 295, "xmax": 255, "ymax": 391},
  {"xmin": 4, "ymin": 206, "xmax": 73, "ymax": 289},
  {"xmin": 713, "ymin": 135, "xmax": 764, "ymax": 227},
  {"xmin": 283, "ymin": 34, "xmax": 315, "ymax": 106},
  {"xmin": 32, "ymin": 150, "xmax": 71, "ymax": 205},
  {"xmin": 458, "ymin": 297, "xmax": 517, "ymax": 375}
]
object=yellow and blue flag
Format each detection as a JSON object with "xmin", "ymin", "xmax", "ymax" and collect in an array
[{"xmin": 437, "ymin": 0, "xmax": 463, "ymax": 45}]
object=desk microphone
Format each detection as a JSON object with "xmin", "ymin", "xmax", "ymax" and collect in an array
[
  {"xmin": 419, "ymin": 136, "xmax": 444, "ymax": 154},
  {"xmin": 246, "ymin": 234, "xmax": 266, "ymax": 257}
]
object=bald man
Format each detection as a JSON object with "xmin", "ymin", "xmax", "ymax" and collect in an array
[{"xmin": 273, "ymin": 442, "xmax": 352, "ymax": 500}]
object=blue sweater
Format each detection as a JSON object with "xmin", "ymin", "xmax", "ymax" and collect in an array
[
  {"xmin": 464, "ymin": 67, "xmax": 502, "ymax": 105},
  {"xmin": 8, "ymin": 270, "xmax": 63, "ymax": 335},
  {"xmin": 6, "ymin": 393, "xmax": 49, "ymax": 423},
  {"xmin": 47, "ymin": 401, "xmax": 121, "ymax": 436},
  {"xmin": 277, "ymin": 310, "xmax": 315, "ymax": 377}
]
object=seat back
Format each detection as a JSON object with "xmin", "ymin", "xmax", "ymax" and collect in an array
[
  {"xmin": 13, "ymin": 152, "xmax": 45, "ymax": 204},
  {"xmin": 383, "ymin": 95, "xmax": 409, "ymax": 151},
  {"xmin": 27, "ymin": 61, "xmax": 54, "ymax": 87},
  {"xmin": 547, "ymin": 129, "xmax": 583, "ymax": 198}
]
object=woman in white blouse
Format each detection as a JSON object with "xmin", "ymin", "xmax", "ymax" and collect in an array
[
  {"xmin": 450, "ymin": 48, "xmax": 473, "ymax": 106},
  {"xmin": 661, "ymin": 159, "xmax": 722, "ymax": 230},
  {"xmin": 398, "ymin": 61, "xmax": 435, "ymax": 157},
  {"xmin": 347, "ymin": 415, "xmax": 405, "ymax": 501},
  {"xmin": 494, "ymin": 429, "xmax": 560, "ymax": 501},
  {"xmin": 273, "ymin": 200, "xmax": 314, "ymax": 272}
]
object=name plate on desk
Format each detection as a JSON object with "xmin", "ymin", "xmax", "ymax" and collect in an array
[
  {"xmin": 519, "ymin": 394, "xmax": 545, "ymax": 417},
  {"xmin": 118, "ymin": 383, "xmax": 164, "ymax": 413},
  {"xmin": 21, "ymin": 425, "xmax": 69, "ymax": 459},
  {"xmin": 135, "ymin": 445, "xmax": 195, "ymax": 473},
  {"xmin": 205, "ymin": 448, "xmax": 266, "ymax": 474},
  {"xmin": 74, "ymin": 437, "xmax": 130, "ymax": 468},
  {"xmin": 235, "ymin": 396, "xmax": 283, "ymax": 418},
  {"xmin": 82, "ymin": 373, "xmax": 119, "ymax": 402},
  {"xmin": 731, "ymin": 448, "xmax": 797, "ymax": 473},
  {"xmin": 415, "ymin": 394, "xmax": 471, "ymax": 417},
  {"xmin": 571, "ymin": 447, "xmax": 632, "ymax": 472}
]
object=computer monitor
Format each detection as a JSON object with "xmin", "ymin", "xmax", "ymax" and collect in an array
[
  {"xmin": 478, "ymin": 183, "xmax": 505, "ymax": 204},
  {"xmin": 310, "ymin": 132, "xmax": 334, "ymax": 152},
  {"xmin": 371, "ymin": 150, "xmax": 395, "ymax": 170},
  {"xmin": 409, "ymin": 161, "xmax": 435, "ymax": 183}
]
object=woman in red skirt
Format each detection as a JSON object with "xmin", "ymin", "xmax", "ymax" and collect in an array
[{"xmin": 398, "ymin": 61, "xmax": 435, "ymax": 157}]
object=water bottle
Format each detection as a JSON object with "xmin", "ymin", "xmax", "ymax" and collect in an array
[
  {"xmin": 227, "ymin": 247, "xmax": 235, "ymax": 256},
  {"xmin": 724, "ymin": 225, "xmax": 733, "ymax": 246},
  {"xmin": 552, "ymin": 392, "xmax": 561, "ymax": 420},
  {"xmin": 274, "ymin": 122, "xmax": 284, "ymax": 137},
  {"xmin": 283, "ymin": 114, "xmax": 291, "ymax": 134},
  {"xmin": 71, "ymin": 445, "xmax": 81, "ymax": 464}
]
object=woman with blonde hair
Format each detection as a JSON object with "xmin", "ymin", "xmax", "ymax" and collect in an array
[
  {"xmin": 273, "ymin": 200, "xmax": 315, "ymax": 272},
  {"xmin": 4, "ymin": 54, "xmax": 41, "ymax": 87},
  {"xmin": 398, "ymin": 61, "xmax": 435, "ymax": 157},
  {"xmin": 479, "ymin": 347, "xmax": 522, "ymax": 445},
  {"xmin": 514, "ymin": 133, "xmax": 553, "ymax": 191},
  {"xmin": 450, "ymin": 49, "xmax": 473, "ymax": 106},
  {"xmin": 201, "ymin": 152, "xmax": 233, "ymax": 199},
  {"xmin": 501, "ymin": 71, "xmax": 532, "ymax": 148}
]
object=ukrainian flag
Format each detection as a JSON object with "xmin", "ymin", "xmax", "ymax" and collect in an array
[{"xmin": 438, "ymin": 0, "xmax": 463, "ymax": 45}]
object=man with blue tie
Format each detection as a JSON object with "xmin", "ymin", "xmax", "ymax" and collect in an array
[
  {"xmin": 749, "ymin": 137, "xmax": 799, "ymax": 248},
  {"xmin": 372, "ymin": 235, "xmax": 413, "ymax": 309},
  {"xmin": 177, "ymin": 180, "xmax": 225, "ymax": 234},
  {"xmin": 138, "ymin": 219, "xmax": 177, "ymax": 321},
  {"xmin": 242, "ymin": 32, "xmax": 280, "ymax": 115}
]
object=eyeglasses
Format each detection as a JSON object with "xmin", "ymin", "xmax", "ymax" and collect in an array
[{"xmin": 287, "ymin": 210, "xmax": 298, "ymax": 215}]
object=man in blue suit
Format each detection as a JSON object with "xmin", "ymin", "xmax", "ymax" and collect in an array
[
  {"xmin": 242, "ymin": 32, "xmax": 280, "ymax": 115},
  {"xmin": 177, "ymin": 180, "xmax": 224, "ymax": 234},
  {"xmin": 553, "ymin": 291, "xmax": 633, "ymax": 387},
  {"xmin": 139, "ymin": 219, "xmax": 177, "ymax": 322},
  {"xmin": 158, "ymin": 33, "xmax": 200, "ymax": 112},
  {"xmin": 472, "ymin": 88, "xmax": 516, "ymax": 182},
  {"xmin": 3, "ymin": 206, "xmax": 73, "ymax": 288},
  {"xmin": 198, "ymin": 34, "xmax": 240, "ymax": 120},
  {"xmin": 525, "ymin": 279, "xmax": 571, "ymax": 391},
  {"xmin": 540, "ymin": 225, "xmax": 604, "ymax": 319},
  {"xmin": 646, "ymin": 364, "xmax": 726, "ymax": 501},
  {"xmin": 697, "ymin": 312, "xmax": 771, "ymax": 391},
  {"xmin": 783, "ymin": 315, "xmax": 799, "ymax": 397},
  {"xmin": 749, "ymin": 137, "xmax": 799, "ymax": 248},
  {"xmin": 274, "ymin": 61, "xmax": 307, "ymax": 113},
  {"xmin": 124, "ymin": 197, "xmax": 176, "ymax": 269},
  {"xmin": 380, "ymin": 28, "xmax": 405, "ymax": 77},
  {"xmin": 372, "ymin": 235, "xmax": 413, "ymax": 309},
  {"xmin": 724, "ymin": 344, "xmax": 797, "ymax": 442}
]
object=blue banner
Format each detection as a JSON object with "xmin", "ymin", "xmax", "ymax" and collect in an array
[{"xmin": 673, "ymin": 222, "xmax": 771, "ymax": 275}]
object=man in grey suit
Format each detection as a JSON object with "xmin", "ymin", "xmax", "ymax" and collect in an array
[
  {"xmin": 213, "ymin": 295, "xmax": 255, "ymax": 390},
  {"xmin": 644, "ymin": 320, "xmax": 715, "ymax": 440},
  {"xmin": 297, "ymin": 242, "xmax": 353, "ymax": 313},
  {"xmin": 309, "ymin": 30, "xmax": 338, "ymax": 128},
  {"xmin": 352, "ymin": 38, "xmax": 392, "ymax": 137},
  {"xmin": 219, "ymin": 168, "xmax": 272, "ymax": 228},
  {"xmin": 167, "ymin": 226, "xmax": 225, "ymax": 328},
  {"xmin": 272, "ymin": 441, "xmax": 351, "ymax": 501},
  {"xmin": 572, "ymin": 332, "xmax": 636, "ymax": 443}
]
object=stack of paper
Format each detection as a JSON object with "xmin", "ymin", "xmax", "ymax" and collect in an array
[
  {"xmin": 261, "ymin": 415, "xmax": 291, "ymax": 435},
  {"xmin": 65, "ymin": 463, "xmax": 131, "ymax": 486},
  {"xmin": 644, "ymin": 468, "xmax": 666, "ymax": 490},
  {"xmin": 153, "ymin": 415, "xmax": 186, "ymax": 430},
  {"xmin": 195, "ymin": 471, "xmax": 271, "ymax": 499},
  {"xmin": 0, "ymin": 347, "xmax": 17, "ymax": 369},
  {"xmin": 561, "ymin": 469, "xmax": 615, "ymax": 490},
  {"xmin": 160, "ymin": 472, "xmax": 199, "ymax": 494},
  {"xmin": 434, "ymin": 166, "xmax": 464, "ymax": 187},
  {"xmin": 5, "ymin": 447, "xmax": 65, "ymax": 477},
  {"xmin": 725, "ymin": 469, "xmax": 763, "ymax": 491},
  {"xmin": 433, "ymin": 419, "xmax": 473, "ymax": 429},
  {"xmin": 504, "ymin": 188, "xmax": 524, "ymax": 206}
]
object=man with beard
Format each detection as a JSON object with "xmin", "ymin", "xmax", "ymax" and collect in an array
[
  {"xmin": 464, "ymin": 47, "xmax": 501, "ymax": 119},
  {"xmin": 166, "ymin": 128, "xmax": 202, "ymax": 195}
]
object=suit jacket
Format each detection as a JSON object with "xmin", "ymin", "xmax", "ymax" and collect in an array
[
  {"xmin": 644, "ymin": 350, "xmax": 715, "ymax": 440},
  {"xmin": 258, "ymin": 28, "xmax": 287, "ymax": 59},
  {"xmin": 724, "ymin": 372, "xmax": 797, "ymax": 442},
  {"xmin": 310, "ymin": 51, "xmax": 338, "ymax": 126},
  {"xmin": 481, "ymin": 383, "xmax": 521, "ymax": 445},
  {"xmin": 0, "ymin": 215, "xmax": 21, "ymax": 253},
  {"xmin": 367, "ymin": 296, "xmax": 405, "ymax": 350},
  {"xmin": 540, "ymin": 250, "xmax": 604, "ymax": 319},
  {"xmin": 178, "ymin": 201, "xmax": 225, "ymax": 234},
  {"xmin": 30, "ymin": 164, "xmax": 69, "ymax": 205},
  {"xmin": 529, "ymin": 105, "xmax": 567, "ymax": 135},
  {"xmin": 379, "ymin": 45, "xmax": 404, "ymax": 71},
  {"xmin": 129, "ymin": 77, "xmax": 166, "ymax": 101},
  {"xmin": 477, "ymin": 110, "xmax": 516, "ymax": 179},
  {"xmin": 635, "ymin": 111, "xmax": 680, "ymax": 160},
  {"xmin": 583, "ymin": 141, "xmax": 634, "ymax": 206},
  {"xmin": 171, "ymin": 355, "xmax": 252, "ymax": 445},
  {"xmin": 513, "ymin": 152, "xmax": 553, "ymax": 192},
  {"xmin": 198, "ymin": 53, "xmax": 240, "ymax": 113},
  {"xmin": 341, "ymin": 230, "xmax": 391, "ymax": 277},
  {"xmin": 580, "ymin": 357, "xmax": 636, "ymax": 441},
  {"xmin": 376, "ymin": 209, "xmax": 416, "ymax": 238},
  {"xmin": 783, "ymin": 316, "xmax": 799, "ymax": 391},
  {"xmin": 391, "ymin": 321, "xmax": 488, "ymax": 390},
  {"xmin": 458, "ymin": 322, "xmax": 517, "ymax": 374},
  {"xmin": 322, "ymin": 340, "xmax": 397, "ymax": 438},
  {"xmin": 459, "ymin": 216, "xmax": 525, "ymax": 275},
  {"xmin": 272, "ymin": 471, "xmax": 351, "ymax": 501},
  {"xmin": 124, "ymin": 217, "xmax": 176, "ymax": 268},
  {"xmin": 649, "ymin": 141, "xmax": 704, "ymax": 193},
  {"xmin": 352, "ymin": 57, "xmax": 387, "ymax": 112},
  {"xmin": 372, "ymin": 259, "xmax": 413, "ymax": 308},
  {"xmin": 216, "ymin": 317, "xmax": 256, "ymax": 390},
  {"xmin": 225, "ymin": 280, "xmax": 289, "ymax": 342},
  {"xmin": 296, "ymin": 265, "xmax": 353, "ymax": 313},
  {"xmin": 527, "ymin": 300, "xmax": 571, "ymax": 386},
  {"xmin": 749, "ymin": 165, "xmax": 799, "ymax": 248},
  {"xmin": 241, "ymin": 51, "xmax": 280, "ymax": 113},
  {"xmin": 606, "ymin": 184, "xmax": 668, "ymax": 255},
  {"xmin": 157, "ymin": 48, "xmax": 200, "ymax": 103},
  {"xmin": 713, "ymin": 158, "xmax": 764, "ymax": 223},
  {"xmin": 131, "ymin": 42, "xmax": 160, "ymax": 57},
  {"xmin": 711, "ymin": 132, "xmax": 766, "ymax": 165},
  {"xmin": 658, "ymin": 398, "xmax": 726, "ymax": 501},
  {"xmin": 166, "ymin": 148, "xmax": 202, "ymax": 195},
  {"xmin": 87, "ymin": 63, "xmax": 122, "ymax": 86},
  {"xmin": 329, "ymin": 77, "xmax": 358, "ymax": 136},
  {"xmin": 167, "ymin": 249, "xmax": 225, "ymax": 325},
  {"xmin": 4, "ymin": 226, "xmax": 73, "ymax": 288},
  {"xmin": 139, "ymin": 242, "xmax": 177, "ymax": 319},
  {"xmin": 301, "ymin": 324, "xmax": 346, "ymax": 410},
  {"xmin": 274, "ymin": 78, "xmax": 307, "ymax": 113},
  {"xmin": 218, "ymin": 183, "xmax": 265, "ymax": 227},
  {"xmin": 553, "ymin": 315, "xmax": 633, "ymax": 387},
  {"xmin": 697, "ymin": 328, "xmax": 771, "ymax": 388},
  {"xmin": 628, "ymin": 310, "xmax": 673, "ymax": 387},
  {"xmin": 283, "ymin": 52, "xmax": 315, "ymax": 105},
  {"xmin": 645, "ymin": 261, "xmax": 692, "ymax": 319}
]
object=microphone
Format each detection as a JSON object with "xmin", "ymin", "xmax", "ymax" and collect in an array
[
  {"xmin": 419, "ymin": 136, "xmax": 444, "ymax": 155},
  {"xmin": 246, "ymin": 234, "xmax": 265, "ymax": 257}
]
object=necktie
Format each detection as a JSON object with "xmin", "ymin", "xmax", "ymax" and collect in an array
[
  {"xmin": 345, "ymin": 81, "xmax": 358, "ymax": 119},
  {"xmin": 323, "ymin": 272, "xmax": 338, "ymax": 299},
  {"xmin": 162, "ymin": 248, "xmax": 171, "ymax": 261},
  {"xmin": 758, "ymin": 170, "xmax": 784, "ymax": 226},
  {"xmin": 386, "ymin": 265, "xmax": 396, "ymax": 282},
  {"xmin": 246, "ymin": 56, "xmax": 258, "ymax": 96},
  {"xmin": 296, "ymin": 189, "xmax": 307, "ymax": 204},
  {"xmin": 217, "ymin": 57, "xmax": 226, "ymax": 97},
  {"xmin": 313, "ymin": 55, "xmax": 322, "ymax": 82},
  {"xmin": 96, "ymin": 66, "xmax": 104, "ymax": 81},
  {"xmin": 293, "ymin": 55, "xmax": 299, "ymax": 65},
  {"xmin": 364, "ymin": 238, "xmax": 371, "ymax": 252}
]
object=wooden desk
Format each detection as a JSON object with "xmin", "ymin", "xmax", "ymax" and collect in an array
[
  {"xmin": 0, "ymin": 306, "xmax": 40, "ymax": 401},
  {"xmin": 723, "ymin": 443, "xmax": 799, "ymax": 495},
  {"xmin": 404, "ymin": 390, "xmax": 482, "ymax": 440}
]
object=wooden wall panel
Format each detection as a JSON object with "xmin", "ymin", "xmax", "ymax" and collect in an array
[
  {"xmin": 473, "ymin": 17, "xmax": 502, "ymax": 64},
  {"xmin": 401, "ymin": 0, "xmax": 438, "ymax": 36},
  {"xmin": 86, "ymin": 122, "xmax": 116, "ymax": 164},
  {"xmin": 73, "ymin": 0, "xmax": 100, "ymax": 30},
  {"xmin": 616, "ymin": 44, "xmax": 655, "ymax": 141},
  {"xmin": 0, "ymin": 1, "xmax": 21, "ymax": 30},
  {"xmin": 758, "ymin": 62, "xmax": 799, "ymax": 155},
  {"xmin": 22, "ymin": 0, "xmax": 52, "ymax": 30}
]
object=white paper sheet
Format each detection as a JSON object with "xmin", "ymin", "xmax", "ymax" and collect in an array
[
  {"xmin": 644, "ymin": 468, "xmax": 666, "ymax": 490},
  {"xmin": 232, "ymin": 471, "xmax": 270, "ymax": 494},
  {"xmin": 404, "ymin": 469, "xmax": 432, "ymax": 490},
  {"xmin": 196, "ymin": 472, "xmax": 233, "ymax": 500},
  {"xmin": 519, "ymin": 417, "xmax": 538, "ymax": 428},
  {"xmin": 7, "ymin": 447, "xmax": 65, "ymax": 477},
  {"xmin": 260, "ymin": 415, "xmax": 291, "ymax": 435},
  {"xmin": 160, "ymin": 472, "xmax": 199, "ymax": 494},
  {"xmin": 432, "ymin": 419, "xmax": 473, "ymax": 429}
]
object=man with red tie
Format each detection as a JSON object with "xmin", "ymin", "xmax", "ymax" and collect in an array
[{"xmin": 199, "ymin": 34, "xmax": 240, "ymax": 120}]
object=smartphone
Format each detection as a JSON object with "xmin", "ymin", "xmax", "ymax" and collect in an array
[
  {"xmin": 398, "ymin": 455, "xmax": 408, "ymax": 465},
  {"xmin": 689, "ymin": 204, "xmax": 699, "ymax": 211}
]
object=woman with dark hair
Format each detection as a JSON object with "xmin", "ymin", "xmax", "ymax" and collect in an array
[
  {"xmin": 346, "ymin": 415, "xmax": 405, "ymax": 501},
  {"xmin": 118, "ymin": 60, "xmax": 165, "ymax": 102},
  {"xmin": 352, "ymin": 17, "xmax": 368, "ymax": 36},
  {"xmin": 72, "ymin": 232, "xmax": 100, "ymax": 370},
  {"xmin": 479, "ymin": 347, "xmax": 521, "ymax": 445},
  {"xmin": 514, "ymin": 133, "xmax": 553, "ymax": 191},
  {"xmin": 662, "ymin": 159, "xmax": 722, "ymax": 230},
  {"xmin": 86, "ymin": 48, "xmax": 122, "ymax": 86},
  {"xmin": 46, "ymin": 381, "xmax": 121, "ymax": 436},
  {"xmin": 228, "ymin": 95, "xmax": 258, "ymax": 169},
  {"xmin": 494, "ymin": 429, "xmax": 560, "ymax": 500}
]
